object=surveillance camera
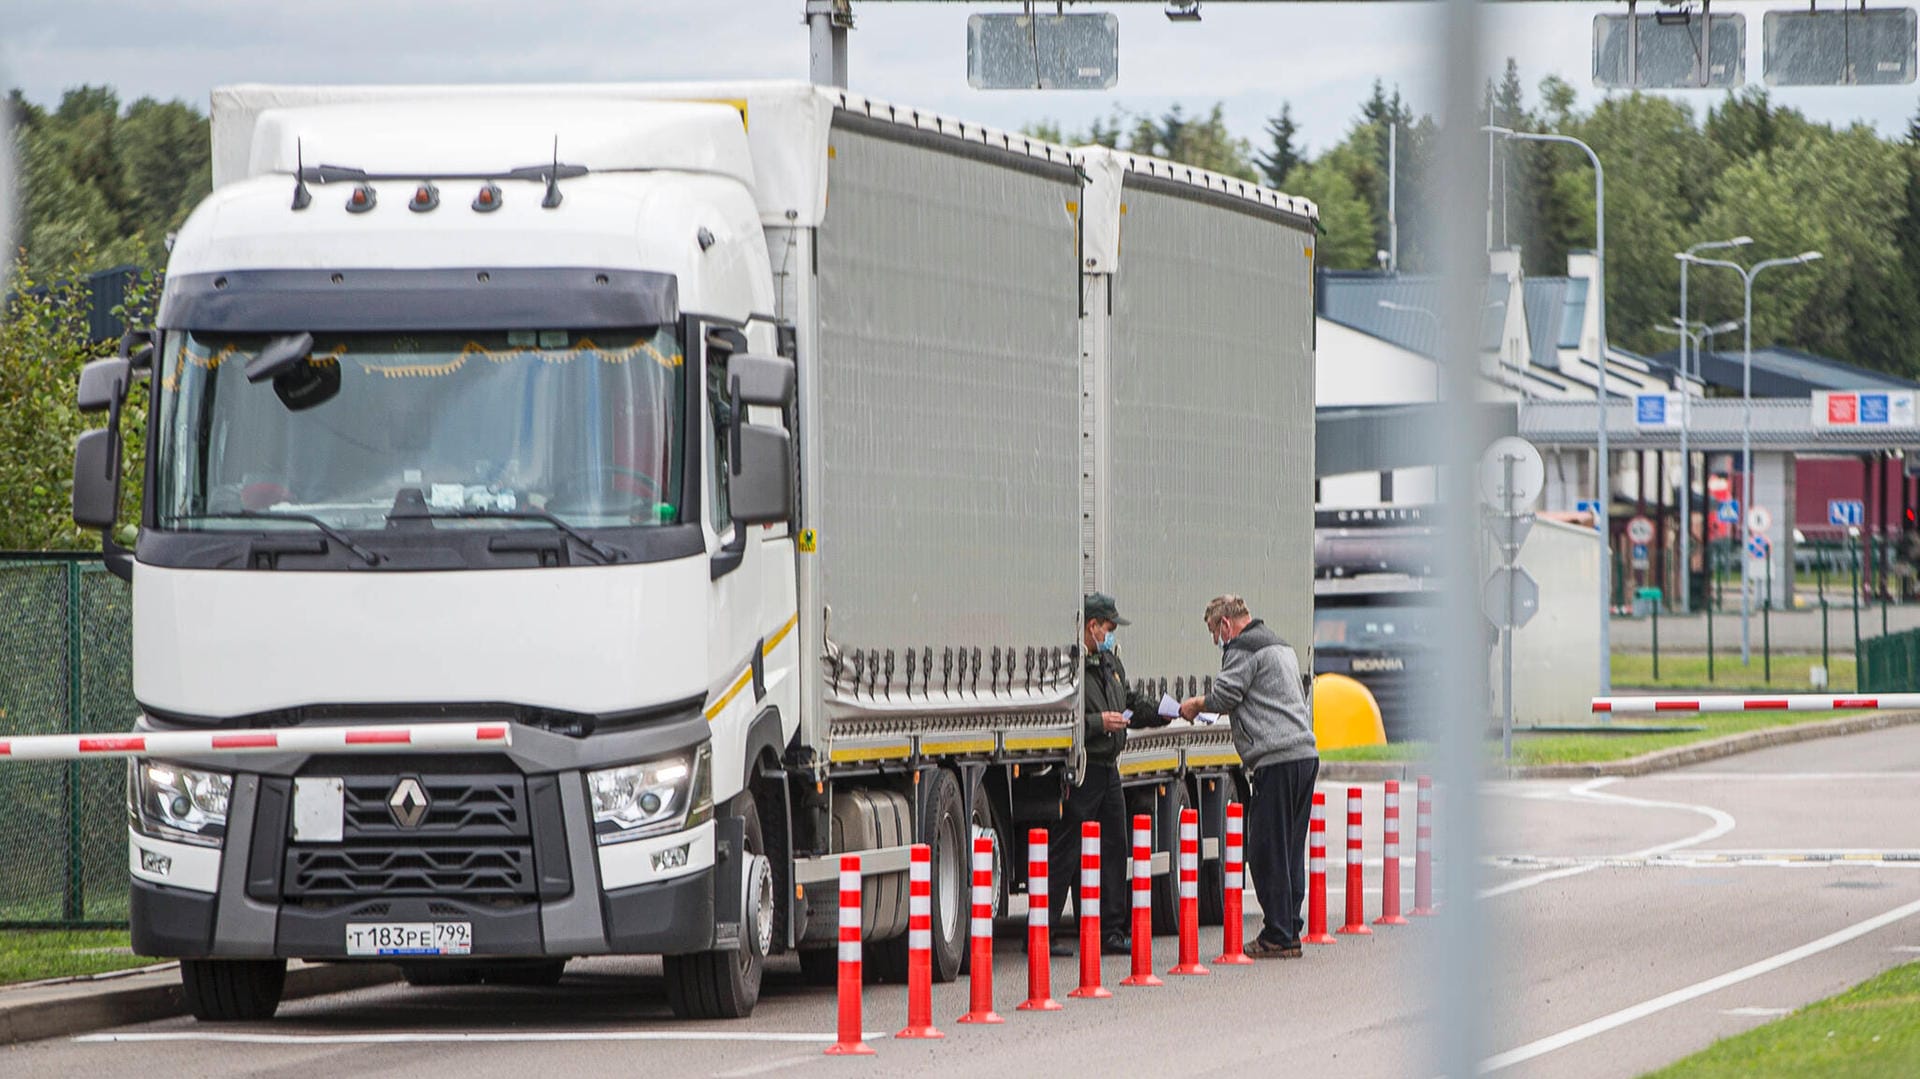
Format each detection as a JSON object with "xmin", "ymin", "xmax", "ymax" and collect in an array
[{"xmin": 1165, "ymin": 1, "xmax": 1201, "ymax": 22}]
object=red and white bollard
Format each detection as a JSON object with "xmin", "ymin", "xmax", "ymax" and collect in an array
[
  {"xmin": 1214, "ymin": 802, "xmax": 1253, "ymax": 964},
  {"xmin": 1338, "ymin": 787, "xmax": 1373, "ymax": 935},
  {"xmin": 896, "ymin": 844, "xmax": 944, "ymax": 1039},
  {"xmin": 957, "ymin": 835, "xmax": 1003, "ymax": 1024},
  {"xmin": 1121, "ymin": 814, "xmax": 1162, "ymax": 987},
  {"xmin": 1375, "ymin": 781, "xmax": 1408, "ymax": 926},
  {"xmin": 1411, "ymin": 775, "xmax": 1437, "ymax": 917},
  {"xmin": 1068, "ymin": 820, "xmax": 1111, "ymax": 999},
  {"xmin": 1304, "ymin": 792, "xmax": 1335, "ymax": 945},
  {"xmin": 825, "ymin": 854, "xmax": 874, "ymax": 1055},
  {"xmin": 1018, "ymin": 828, "xmax": 1062, "ymax": 1011},
  {"xmin": 1168, "ymin": 808, "xmax": 1211, "ymax": 975}
]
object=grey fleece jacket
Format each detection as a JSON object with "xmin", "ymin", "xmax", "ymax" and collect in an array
[{"xmin": 1202, "ymin": 619, "xmax": 1317, "ymax": 771}]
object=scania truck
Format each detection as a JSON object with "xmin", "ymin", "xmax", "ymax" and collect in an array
[{"xmin": 65, "ymin": 81, "xmax": 1317, "ymax": 1020}]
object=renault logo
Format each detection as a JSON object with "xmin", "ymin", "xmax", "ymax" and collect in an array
[{"xmin": 388, "ymin": 778, "xmax": 430, "ymax": 829}]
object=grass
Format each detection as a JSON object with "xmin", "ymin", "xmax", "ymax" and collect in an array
[
  {"xmin": 1643, "ymin": 961, "xmax": 1920, "ymax": 1078},
  {"xmin": 1613, "ymin": 652, "xmax": 1857, "ymax": 692},
  {"xmin": 1318, "ymin": 712, "xmax": 1862, "ymax": 767},
  {"xmin": 0, "ymin": 929, "xmax": 151, "ymax": 987}
]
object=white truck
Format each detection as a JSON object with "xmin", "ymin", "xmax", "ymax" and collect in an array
[{"xmin": 67, "ymin": 81, "xmax": 1316, "ymax": 1021}]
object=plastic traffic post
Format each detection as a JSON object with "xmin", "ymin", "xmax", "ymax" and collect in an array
[
  {"xmin": 1214, "ymin": 802, "xmax": 1253, "ymax": 964},
  {"xmin": 1375, "ymin": 781, "xmax": 1408, "ymax": 926},
  {"xmin": 1121, "ymin": 814, "xmax": 1163, "ymax": 987},
  {"xmin": 1068, "ymin": 820, "xmax": 1111, "ymax": 999},
  {"xmin": 1411, "ymin": 776, "xmax": 1437, "ymax": 917},
  {"xmin": 1304, "ymin": 793, "xmax": 1335, "ymax": 944},
  {"xmin": 1337, "ymin": 788, "xmax": 1373, "ymax": 935},
  {"xmin": 957, "ymin": 835, "xmax": 1003, "ymax": 1023},
  {"xmin": 1018, "ymin": 828, "xmax": 1062, "ymax": 1011},
  {"xmin": 825, "ymin": 855, "xmax": 874, "ymax": 1055},
  {"xmin": 1169, "ymin": 808, "xmax": 1211, "ymax": 974},
  {"xmin": 897, "ymin": 844, "xmax": 944, "ymax": 1038}
]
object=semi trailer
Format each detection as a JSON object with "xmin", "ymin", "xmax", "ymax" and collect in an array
[{"xmin": 65, "ymin": 81, "xmax": 1317, "ymax": 1021}]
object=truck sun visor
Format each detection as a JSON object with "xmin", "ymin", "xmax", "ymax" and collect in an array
[{"xmin": 157, "ymin": 267, "xmax": 678, "ymax": 333}]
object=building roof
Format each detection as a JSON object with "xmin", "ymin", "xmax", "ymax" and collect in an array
[
  {"xmin": 1649, "ymin": 345, "xmax": 1920, "ymax": 397},
  {"xmin": 1316, "ymin": 270, "xmax": 1507, "ymax": 356}
]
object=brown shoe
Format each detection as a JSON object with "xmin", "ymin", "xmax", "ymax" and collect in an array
[{"xmin": 1244, "ymin": 938, "xmax": 1291, "ymax": 960}]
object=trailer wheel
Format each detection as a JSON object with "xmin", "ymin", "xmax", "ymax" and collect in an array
[
  {"xmin": 180, "ymin": 958, "xmax": 286, "ymax": 1022},
  {"xmin": 664, "ymin": 794, "xmax": 767, "ymax": 1019},
  {"xmin": 1151, "ymin": 781, "xmax": 1189, "ymax": 936},
  {"xmin": 1197, "ymin": 778, "xmax": 1226, "ymax": 926},
  {"xmin": 919, "ymin": 768, "xmax": 969, "ymax": 983}
]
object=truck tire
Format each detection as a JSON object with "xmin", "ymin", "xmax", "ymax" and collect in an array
[
  {"xmin": 664, "ymin": 795, "xmax": 767, "ymax": 1019},
  {"xmin": 1197, "ymin": 779, "xmax": 1226, "ymax": 927},
  {"xmin": 920, "ymin": 768, "xmax": 969, "ymax": 983},
  {"xmin": 181, "ymin": 958, "xmax": 286, "ymax": 1022},
  {"xmin": 1151, "ymin": 781, "xmax": 1189, "ymax": 936}
]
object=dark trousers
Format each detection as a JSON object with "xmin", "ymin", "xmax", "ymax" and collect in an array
[
  {"xmin": 1048, "ymin": 762, "xmax": 1130, "ymax": 940},
  {"xmin": 1246, "ymin": 757, "xmax": 1319, "ymax": 946}
]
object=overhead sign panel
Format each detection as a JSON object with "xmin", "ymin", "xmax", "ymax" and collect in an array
[
  {"xmin": 1594, "ymin": 13, "xmax": 1746, "ymax": 89},
  {"xmin": 1812, "ymin": 390, "xmax": 1919, "ymax": 428},
  {"xmin": 1634, "ymin": 392, "xmax": 1684, "ymax": 428},
  {"xmin": 1764, "ymin": 9, "xmax": 1918, "ymax": 86},
  {"xmin": 967, "ymin": 13, "xmax": 1119, "ymax": 90}
]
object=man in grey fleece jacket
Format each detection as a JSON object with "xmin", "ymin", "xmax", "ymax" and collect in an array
[{"xmin": 1180, "ymin": 594, "xmax": 1318, "ymax": 958}]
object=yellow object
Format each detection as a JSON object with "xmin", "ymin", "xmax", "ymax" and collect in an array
[{"xmin": 1312, "ymin": 673, "xmax": 1387, "ymax": 751}]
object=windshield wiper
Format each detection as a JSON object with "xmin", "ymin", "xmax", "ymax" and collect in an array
[
  {"xmin": 408, "ymin": 508, "xmax": 628, "ymax": 565},
  {"xmin": 174, "ymin": 511, "xmax": 384, "ymax": 566}
]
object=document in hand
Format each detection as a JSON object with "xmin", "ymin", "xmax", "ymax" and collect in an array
[{"xmin": 1157, "ymin": 693, "xmax": 1182, "ymax": 719}]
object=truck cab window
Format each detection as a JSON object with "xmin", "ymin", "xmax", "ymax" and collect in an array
[{"xmin": 707, "ymin": 352, "xmax": 733, "ymax": 535}]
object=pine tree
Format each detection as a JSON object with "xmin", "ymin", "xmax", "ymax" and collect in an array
[{"xmin": 1256, "ymin": 103, "xmax": 1302, "ymax": 188}]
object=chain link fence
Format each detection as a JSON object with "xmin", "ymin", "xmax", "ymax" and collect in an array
[{"xmin": 0, "ymin": 553, "xmax": 133, "ymax": 927}]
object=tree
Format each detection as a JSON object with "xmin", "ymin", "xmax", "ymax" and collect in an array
[
  {"xmin": 1285, "ymin": 161, "xmax": 1373, "ymax": 271},
  {"xmin": 1123, "ymin": 103, "xmax": 1257, "ymax": 181},
  {"xmin": 1256, "ymin": 103, "xmax": 1302, "ymax": 189}
]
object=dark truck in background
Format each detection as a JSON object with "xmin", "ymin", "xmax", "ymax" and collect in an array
[{"xmin": 1312, "ymin": 507, "xmax": 1440, "ymax": 743}]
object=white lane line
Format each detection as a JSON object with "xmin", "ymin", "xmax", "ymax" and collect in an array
[
  {"xmin": 1636, "ymin": 772, "xmax": 1920, "ymax": 781},
  {"xmin": 75, "ymin": 1030, "xmax": 887, "ymax": 1046},
  {"xmin": 714, "ymin": 1051, "xmax": 835, "ymax": 1077},
  {"xmin": 1721, "ymin": 1007, "xmax": 1793, "ymax": 1017},
  {"xmin": 1480, "ymin": 777, "xmax": 1736, "ymax": 899},
  {"xmin": 1479, "ymin": 894, "xmax": 1920, "ymax": 1073}
]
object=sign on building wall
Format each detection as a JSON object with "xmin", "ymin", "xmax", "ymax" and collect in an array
[
  {"xmin": 1812, "ymin": 390, "xmax": 1918, "ymax": 427},
  {"xmin": 1634, "ymin": 392, "xmax": 1683, "ymax": 428}
]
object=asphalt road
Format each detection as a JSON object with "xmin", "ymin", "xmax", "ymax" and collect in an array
[{"xmin": 8, "ymin": 728, "xmax": 1920, "ymax": 1077}]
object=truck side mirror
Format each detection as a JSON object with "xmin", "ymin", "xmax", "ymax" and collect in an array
[
  {"xmin": 72, "ymin": 427, "xmax": 122, "ymax": 531},
  {"xmin": 118, "ymin": 327, "xmax": 157, "ymax": 370},
  {"xmin": 729, "ymin": 354, "xmax": 795, "ymax": 409},
  {"xmin": 729, "ymin": 424, "xmax": 793, "ymax": 527},
  {"xmin": 77, "ymin": 357, "xmax": 132, "ymax": 414}
]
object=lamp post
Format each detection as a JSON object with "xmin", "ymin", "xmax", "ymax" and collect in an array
[
  {"xmin": 1674, "ymin": 237, "xmax": 1752, "ymax": 614},
  {"xmin": 1485, "ymin": 125, "xmax": 1610, "ymax": 693},
  {"xmin": 1677, "ymin": 250, "xmax": 1824, "ymax": 665}
]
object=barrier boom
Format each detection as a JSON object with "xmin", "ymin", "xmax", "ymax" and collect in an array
[
  {"xmin": 1592, "ymin": 695, "xmax": 1915, "ymax": 715},
  {"xmin": 0, "ymin": 723, "xmax": 512, "ymax": 761}
]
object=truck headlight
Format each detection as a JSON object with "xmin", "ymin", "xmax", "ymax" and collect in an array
[
  {"xmin": 128, "ymin": 760, "xmax": 231, "ymax": 848},
  {"xmin": 588, "ymin": 744, "xmax": 712, "ymax": 845}
]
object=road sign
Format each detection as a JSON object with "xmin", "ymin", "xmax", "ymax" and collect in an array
[
  {"xmin": 1828, "ymin": 499, "xmax": 1866, "ymax": 527},
  {"xmin": 1485, "ymin": 511, "xmax": 1535, "ymax": 554},
  {"xmin": 1632, "ymin": 392, "xmax": 1684, "ymax": 428},
  {"xmin": 1482, "ymin": 566, "xmax": 1541, "ymax": 630},
  {"xmin": 1626, "ymin": 515, "xmax": 1655, "ymax": 544},
  {"xmin": 1716, "ymin": 500, "xmax": 1741, "ymax": 525},
  {"xmin": 1747, "ymin": 505, "xmax": 1773, "ymax": 535},
  {"xmin": 1747, "ymin": 534, "xmax": 1771, "ymax": 562},
  {"xmin": 1595, "ymin": 12, "xmax": 1746, "ymax": 89},
  {"xmin": 1576, "ymin": 499, "xmax": 1604, "ymax": 528},
  {"xmin": 967, "ymin": 12, "xmax": 1120, "ymax": 90},
  {"xmin": 1479, "ymin": 437, "xmax": 1546, "ymax": 514},
  {"xmin": 1631, "ymin": 542, "xmax": 1650, "ymax": 569},
  {"xmin": 1765, "ymin": 8, "xmax": 1917, "ymax": 87}
]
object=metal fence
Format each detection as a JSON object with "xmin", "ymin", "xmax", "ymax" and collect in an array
[
  {"xmin": 1861, "ymin": 627, "xmax": 1920, "ymax": 694},
  {"xmin": 0, "ymin": 553, "xmax": 133, "ymax": 927}
]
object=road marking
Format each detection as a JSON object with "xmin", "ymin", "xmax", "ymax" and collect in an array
[
  {"xmin": 1721, "ymin": 1006, "xmax": 1793, "ymax": 1017},
  {"xmin": 1480, "ymin": 894, "xmax": 1920, "ymax": 1072},
  {"xmin": 1488, "ymin": 851, "xmax": 1920, "ymax": 870},
  {"xmin": 1480, "ymin": 778, "xmax": 1735, "ymax": 898},
  {"xmin": 715, "ymin": 1051, "xmax": 834, "ymax": 1077},
  {"xmin": 75, "ymin": 1030, "xmax": 888, "ymax": 1046},
  {"xmin": 1637, "ymin": 772, "xmax": 1920, "ymax": 781}
]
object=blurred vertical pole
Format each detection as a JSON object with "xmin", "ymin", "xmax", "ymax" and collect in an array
[{"xmin": 1433, "ymin": 0, "xmax": 1491, "ymax": 1071}]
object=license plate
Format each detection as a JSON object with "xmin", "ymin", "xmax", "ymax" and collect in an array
[{"xmin": 345, "ymin": 922, "xmax": 472, "ymax": 957}]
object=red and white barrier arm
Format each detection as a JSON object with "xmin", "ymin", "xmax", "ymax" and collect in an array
[
  {"xmin": 1593, "ymin": 694, "xmax": 1919, "ymax": 716},
  {"xmin": 0, "ymin": 723, "xmax": 512, "ymax": 761}
]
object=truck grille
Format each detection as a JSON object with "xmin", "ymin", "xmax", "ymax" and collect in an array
[
  {"xmin": 280, "ymin": 770, "xmax": 540, "ymax": 900},
  {"xmin": 340, "ymin": 773, "xmax": 526, "ymax": 839},
  {"xmin": 286, "ymin": 844, "xmax": 535, "ymax": 899}
]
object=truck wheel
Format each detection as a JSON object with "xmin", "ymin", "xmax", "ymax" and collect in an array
[
  {"xmin": 1197, "ymin": 779, "xmax": 1226, "ymax": 926},
  {"xmin": 664, "ymin": 795, "xmax": 768, "ymax": 1019},
  {"xmin": 1151, "ymin": 781, "xmax": 1189, "ymax": 936},
  {"xmin": 958, "ymin": 774, "xmax": 1007, "ymax": 975},
  {"xmin": 181, "ymin": 958, "xmax": 286, "ymax": 1021},
  {"xmin": 921, "ymin": 768, "xmax": 969, "ymax": 982}
]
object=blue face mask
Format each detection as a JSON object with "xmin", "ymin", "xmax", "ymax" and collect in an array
[{"xmin": 1098, "ymin": 632, "xmax": 1116, "ymax": 653}]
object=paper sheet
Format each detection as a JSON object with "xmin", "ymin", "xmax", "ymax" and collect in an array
[{"xmin": 1158, "ymin": 693, "xmax": 1182, "ymax": 719}]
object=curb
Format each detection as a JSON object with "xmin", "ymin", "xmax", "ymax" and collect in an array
[
  {"xmin": 1320, "ymin": 710, "xmax": 1920, "ymax": 783},
  {"xmin": 0, "ymin": 959, "xmax": 399, "ymax": 1047}
]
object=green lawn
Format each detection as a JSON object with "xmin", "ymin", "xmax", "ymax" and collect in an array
[
  {"xmin": 1320, "ymin": 711, "xmax": 1861, "ymax": 767},
  {"xmin": 1613, "ymin": 652, "xmax": 1857, "ymax": 692},
  {"xmin": 1643, "ymin": 961, "xmax": 1920, "ymax": 1078},
  {"xmin": 0, "ymin": 929, "xmax": 153, "ymax": 986}
]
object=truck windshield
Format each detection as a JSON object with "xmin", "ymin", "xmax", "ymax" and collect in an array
[
  {"xmin": 152, "ymin": 328, "xmax": 686, "ymax": 533},
  {"xmin": 1313, "ymin": 602, "xmax": 1439, "ymax": 649}
]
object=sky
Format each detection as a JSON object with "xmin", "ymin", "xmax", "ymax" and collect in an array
[{"xmin": 1, "ymin": 1, "xmax": 1917, "ymax": 164}]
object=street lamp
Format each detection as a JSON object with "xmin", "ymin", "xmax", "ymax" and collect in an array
[
  {"xmin": 1676, "ymin": 249, "xmax": 1823, "ymax": 665},
  {"xmin": 1674, "ymin": 237, "xmax": 1751, "ymax": 615},
  {"xmin": 1485, "ymin": 124, "xmax": 1611, "ymax": 693}
]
